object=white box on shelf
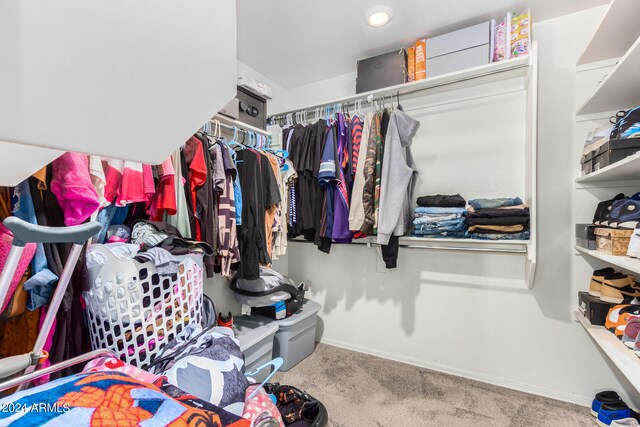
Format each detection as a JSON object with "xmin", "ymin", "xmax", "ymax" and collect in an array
[{"xmin": 426, "ymin": 22, "xmax": 491, "ymax": 77}]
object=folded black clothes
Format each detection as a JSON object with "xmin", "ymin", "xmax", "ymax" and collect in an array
[
  {"xmin": 416, "ymin": 194, "xmax": 466, "ymax": 208},
  {"xmin": 467, "ymin": 208, "xmax": 529, "ymax": 218},
  {"xmin": 465, "ymin": 216, "xmax": 530, "ymax": 226}
]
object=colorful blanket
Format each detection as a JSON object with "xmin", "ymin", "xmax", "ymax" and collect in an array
[{"xmin": 0, "ymin": 371, "xmax": 250, "ymax": 426}]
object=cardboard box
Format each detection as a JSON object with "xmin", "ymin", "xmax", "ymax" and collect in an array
[
  {"xmin": 425, "ymin": 22, "xmax": 490, "ymax": 77},
  {"xmin": 595, "ymin": 227, "xmax": 633, "ymax": 255},
  {"xmin": 355, "ymin": 49, "xmax": 408, "ymax": 93},
  {"xmin": 407, "ymin": 46, "xmax": 416, "ymax": 82},
  {"xmin": 576, "ymin": 224, "xmax": 596, "ymax": 250},
  {"xmin": 415, "ymin": 39, "xmax": 426, "ymax": 80},
  {"xmin": 578, "ymin": 291, "xmax": 615, "ymax": 326}
]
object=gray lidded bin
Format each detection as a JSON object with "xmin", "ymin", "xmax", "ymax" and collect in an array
[
  {"xmin": 234, "ymin": 317, "xmax": 278, "ymax": 382},
  {"xmin": 272, "ymin": 299, "xmax": 322, "ymax": 371}
]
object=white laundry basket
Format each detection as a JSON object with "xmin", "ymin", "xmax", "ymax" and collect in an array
[{"xmin": 83, "ymin": 244, "xmax": 203, "ymax": 369}]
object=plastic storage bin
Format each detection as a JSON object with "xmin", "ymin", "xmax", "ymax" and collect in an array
[
  {"xmin": 235, "ymin": 316, "xmax": 279, "ymax": 382},
  {"xmin": 272, "ymin": 299, "xmax": 321, "ymax": 371},
  {"xmin": 83, "ymin": 244, "xmax": 204, "ymax": 369}
]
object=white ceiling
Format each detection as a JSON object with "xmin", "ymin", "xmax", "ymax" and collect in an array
[{"xmin": 237, "ymin": 0, "xmax": 608, "ymax": 88}]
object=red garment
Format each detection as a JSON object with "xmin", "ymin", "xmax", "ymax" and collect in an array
[
  {"xmin": 103, "ymin": 159, "xmax": 124, "ymax": 204},
  {"xmin": 117, "ymin": 161, "xmax": 146, "ymax": 207},
  {"xmin": 153, "ymin": 157, "xmax": 176, "ymax": 220},
  {"xmin": 142, "ymin": 164, "xmax": 156, "ymax": 204},
  {"xmin": 186, "ymin": 137, "xmax": 207, "ymax": 240}
]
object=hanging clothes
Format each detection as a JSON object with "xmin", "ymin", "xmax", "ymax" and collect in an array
[
  {"xmin": 216, "ymin": 141, "xmax": 241, "ymax": 277},
  {"xmin": 152, "ymin": 157, "xmax": 177, "ymax": 220},
  {"xmin": 349, "ymin": 112, "xmax": 374, "ymax": 232},
  {"xmin": 184, "ymin": 136, "xmax": 208, "ymax": 241},
  {"xmin": 332, "ymin": 113, "xmax": 352, "ymax": 243},
  {"xmin": 164, "ymin": 149, "xmax": 192, "ymax": 238},
  {"xmin": 377, "ymin": 109, "xmax": 420, "ymax": 268},
  {"xmin": 361, "ymin": 111, "xmax": 382, "ymax": 235},
  {"xmin": 236, "ymin": 149, "xmax": 265, "ymax": 280},
  {"xmin": 50, "ymin": 153, "xmax": 100, "ymax": 226},
  {"xmin": 273, "ymin": 160, "xmax": 296, "ymax": 259}
]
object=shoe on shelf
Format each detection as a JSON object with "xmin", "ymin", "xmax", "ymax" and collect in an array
[
  {"xmin": 591, "ymin": 268, "xmax": 618, "ymax": 297},
  {"xmin": 594, "ymin": 193, "xmax": 626, "ymax": 226},
  {"xmin": 601, "ymin": 274, "xmax": 640, "ymax": 304},
  {"xmin": 622, "ymin": 318, "xmax": 640, "ymax": 348},
  {"xmin": 610, "ymin": 194, "xmax": 640, "ymax": 229},
  {"xmin": 598, "ymin": 401, "xmax": 632, "ymax": 427},
  {"xmin": 611, "ymin": 419, "xmax": 640, "ymax": 427},
  {"xmin": 593, "ymin": 391, "xmax": 624, "ymax": 417},
  {"xmin": 628, "ymin": 230, "xmax": 640, "ymax": 259},
  {"xmin": 605, "ymin": 305, "xmax": 640, "ymax": 339}
]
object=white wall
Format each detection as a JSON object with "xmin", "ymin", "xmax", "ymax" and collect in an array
[{"xmin": 269, "ymin": 5, "xmax": 640, "ymax": 407}]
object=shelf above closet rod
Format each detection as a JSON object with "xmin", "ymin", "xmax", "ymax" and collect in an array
[{"xmin": 269, "ymin": 54, "xmax": 531, "ymax": 119}]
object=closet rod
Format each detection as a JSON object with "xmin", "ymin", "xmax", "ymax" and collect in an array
[
  {"xmin": 269, "ymin": 59, "xmax": 529, "ymax": 120},
  {"xmin": 212, "ymin": 114, "xmax": 272, "ymax": 137},
  {"xmin": 290, "ymin": 239, "xmax": 527, "ymax": 254},
  {"xmin": 367, "ymin": 242, "xmax": 527, "ymax": 254}
]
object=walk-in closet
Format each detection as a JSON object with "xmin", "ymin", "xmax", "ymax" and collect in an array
[{"xmin": 1, "ymin": 1, "xmax": 640, "ymax": 426}]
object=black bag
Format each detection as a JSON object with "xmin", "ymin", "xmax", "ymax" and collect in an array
[{"xmin": 263, "ymin": 383, "xmax": 328, "ymax": 427}]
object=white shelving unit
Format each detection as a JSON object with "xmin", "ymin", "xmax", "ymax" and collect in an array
[
  {"xmin": 575, "ymin": 246, "xmax": 640, "ymax": 276},
  {"xmin": 575, "ymin": 310, "xmax": 640, "ymax": 391},
  {"xmin": 574, "ymin": 2, "xmax": 640, "ymax": 393},
  {"xmin": 281, "ymin": 44, "xmax": 539, "ymax": 289},
  {"xmin": 577, "ymin": 35, "xmax": 640, "ymax": 115},
  {"xmin": 576, "ymin": 151, "xmax": 640, "ymax": 184},
  {"xmin": 577, "ymin": 0, "xmax": 640, "ymax": 67}
]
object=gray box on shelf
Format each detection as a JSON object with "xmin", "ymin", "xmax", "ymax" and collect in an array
[
  {"xmin": 426, "ymin": 22, "xmax": 491, "ymax": 77},
  {"xmin": 576, "ymin": 224, "xmax": 596, "ymax": 250},
  {"xmin": 234, "ymin": 317, "xmax": 279, "ymax": 382}
]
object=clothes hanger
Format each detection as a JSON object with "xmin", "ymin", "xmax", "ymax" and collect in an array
[{"xmin": 245, "ymin": 357, "xmax": 284, "ymax": 400}]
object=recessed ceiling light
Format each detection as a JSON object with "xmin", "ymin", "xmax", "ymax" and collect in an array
[{"xmin": 367, "ymin": 6, "xmax": 393, "ymax": 27}]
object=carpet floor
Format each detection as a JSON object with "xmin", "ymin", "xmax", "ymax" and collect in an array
[{"xmin": 273, "ymin": 343, "xmax": 594, "ymax": 427}]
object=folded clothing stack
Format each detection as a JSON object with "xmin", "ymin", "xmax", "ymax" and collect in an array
[
  {"xmin": 412, "ymin": 194, "xmax": 467, "ymax": 238},
  {"xmin": 465, "ymin": 197, "xmax": 530, "ymax": 241}
]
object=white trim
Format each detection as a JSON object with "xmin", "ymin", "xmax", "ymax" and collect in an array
[{"xmin": 317, "ymin": 337, "xmax": 592, "ymax": 408}]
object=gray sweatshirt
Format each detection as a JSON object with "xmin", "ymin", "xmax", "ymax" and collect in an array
[{"xmin": 376, "ymin": 109, "xmax": 420, "ymax": 245}]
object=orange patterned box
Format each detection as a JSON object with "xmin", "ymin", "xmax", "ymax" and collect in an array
[{"xmin": 415, "ymin": 39, "xmax": 426, "ymax": 80}]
